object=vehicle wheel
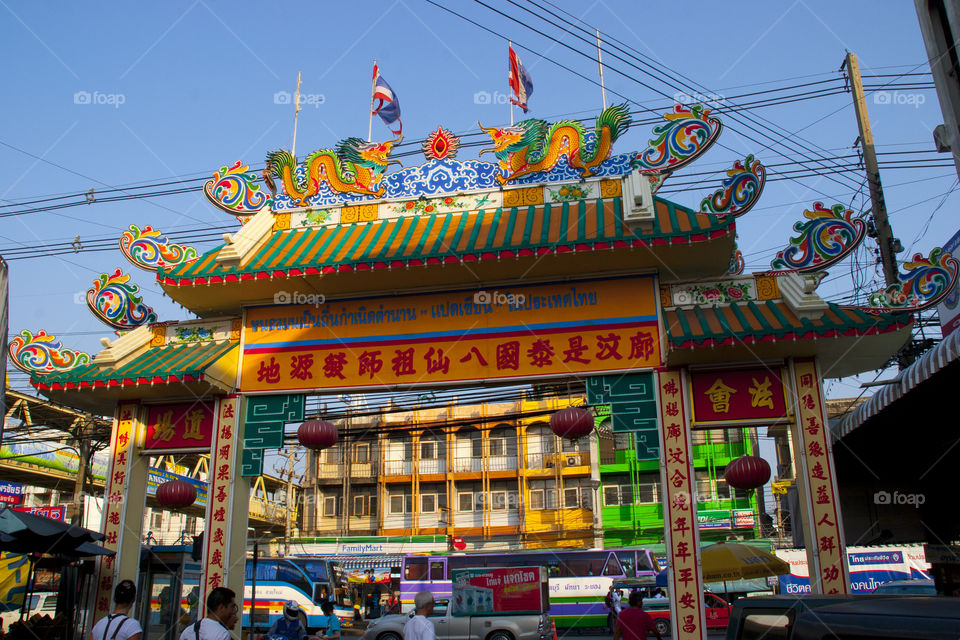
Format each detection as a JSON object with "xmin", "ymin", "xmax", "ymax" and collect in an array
[
  {"xmin": 487, "ymin": 631, "xmax": 515, "ymax": 640},
  {"xmin": 654, "ymin": 618, "xmax": 670, "ymax": 637},
  {"xmin": 379, "ymin": 632, "xmax": 402, "ymax": 640}
]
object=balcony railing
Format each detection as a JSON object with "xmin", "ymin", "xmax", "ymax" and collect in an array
[
  {"xmin": 317, "ymin": 462, "xmax": 343, "ymax": 479},
  {"xmin": 453, "ymin": 457, "xmax": 483, "ymax": 473},
  {"xmin": 385, "ymin": 460, "xmax": 413, "ymax": 475},
  {"xmin": 418, "ymin": 458, "xmax": 446, "ymax": 474},
  {"xmin": 350, "ymin": 461, "xmax": 377, "ymax": 477}
]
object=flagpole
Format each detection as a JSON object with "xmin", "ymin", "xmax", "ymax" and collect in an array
[
  {"xmin": 292, "ymin": 71, "xmax": 303, "ymax": 157},
  {"xmin": 508, "ymin": 41, "xmax": 515, "ymax": 126},
  {"xmin": 596, "ymin": 29, "xmax": 607, "ymax": 110},
  {"xmin": 368, "ymin": 58, "xmax": 377, "ymax": 142}
]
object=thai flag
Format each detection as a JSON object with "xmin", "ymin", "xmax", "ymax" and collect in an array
[
  {"xmin": 508, "ymin": 45, "xmax": 533, "ymax": 113},
  {"xmin": 372, "ymin": 63, "xmax": 402, "ymax": 136}
]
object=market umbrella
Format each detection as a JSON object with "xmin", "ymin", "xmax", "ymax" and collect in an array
[
  {"xmin": 654, "ymin": 542, "xmax": 790, "ymax": 593},
  {"xmin": 0, "ymin": 508, "xmax": 105, "ymax": 556}
]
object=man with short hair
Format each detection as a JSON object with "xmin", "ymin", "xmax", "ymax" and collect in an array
[
  {"xmin": 178, "ymin": 587, "xmax": 239, "ymax": 640},
  {"xmin": 403, "ymin": 591, "xmax": 436, "ymax": 640},
  {"xmin": 613, "ymin": 592, "xmax": 662, "ymax": 640},
  {"xmin": 89, "ymin": 579, "xmax": 142, "ymax": 640}
]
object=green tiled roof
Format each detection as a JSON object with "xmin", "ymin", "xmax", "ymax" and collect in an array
[
  {"xmin": 159, "ymin": 196, "xmax": 732, "ymax": 284},
  {"xmin": 32, "ymin": 341, "xmax": 237, "ymax": 390}
]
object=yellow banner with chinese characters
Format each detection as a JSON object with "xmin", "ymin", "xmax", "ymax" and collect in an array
[{"xmin": 241, "ymin": 276, "xmax": 660, "ymax": 392}]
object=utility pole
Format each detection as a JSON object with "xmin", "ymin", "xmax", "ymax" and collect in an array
[
  {"xmin": 70, "ymin": 419, "xmax": 92, "ymax": 526},
  {"xmin": 843, "ymin": 52, "xmax": 902, "ymax": 288},
  {"xmin": 275, "ymin": 448, "xmax": 302, "ymax": 557}
]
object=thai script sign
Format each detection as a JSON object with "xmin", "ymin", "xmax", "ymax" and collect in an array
[
  {"xmin": 690, "ymin": 367, "xmax": 788, "ymax": 424},
  {"xmin": 777, "ymin": 545, "xmax": 928, "ymax": 594},
  {"xmin": 451, "ymin": 567, "xmax": 545, "ymax": 615},
  {"xmin": 144, "ymin": 402, "xmax": 216, "ymax": 450},
  {"xmin": 241, "ymin": 276, "xmax": 660, "ymax": 392},
  {"xmin": 0, "ymin": 482, "xmax": 22, "ymax": 505},
  {"xmin": 12, "ymin": 506, "xmax": 65, "ymax": 520}
]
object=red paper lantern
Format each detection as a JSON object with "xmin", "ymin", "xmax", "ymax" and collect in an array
[
  {"xmin": 298, "ymin": 420, "xmax": 338, "ymax": 450},
  {"xmin": 550, "ymin": 407, "xmax": 594, "ymax": 439},
  {"xmin": 156, "ymin": 480, "xmax": 197, "ymax": 509},
  {"xmin": 724, "ymin": 455, "xmax": 771, "ymax": 490}
]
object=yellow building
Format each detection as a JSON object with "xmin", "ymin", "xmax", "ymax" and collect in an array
[{"xmin": 303, "ymin": 395, "xmax": 599, "ymax": 550}]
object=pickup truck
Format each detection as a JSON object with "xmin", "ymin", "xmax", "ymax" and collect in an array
[
  {"xmin": 361, "ymin": 599, "xmax": 553, "ymax": 640},
  {"xmin": 724, "ymin": 594, "xmax": 960, "ymax": 640}
]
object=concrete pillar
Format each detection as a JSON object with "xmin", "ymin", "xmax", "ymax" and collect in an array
[
  {"xmin": 656, "ymin": 369, "xmax": 706, "ymax": 640},
  {"xmin": 201, "ymin": 395, "xmax": 250, "ymax": 605},
  {"xmin": 93, "ymin": 402, "xmax": 148, "ymax": 619},
  {"xmin": 789, "ymin": 359, "xmax": 850, "ymax": 594}
]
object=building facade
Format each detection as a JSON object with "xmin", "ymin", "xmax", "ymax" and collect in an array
[{"xmin": 301, "ymin": 398, "xmax": 761, "ymax": 550}]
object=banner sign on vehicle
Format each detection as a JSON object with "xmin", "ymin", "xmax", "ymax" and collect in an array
[{"xmin": 451, "ymin": 567, "xmax": 545, "ymax": 615}]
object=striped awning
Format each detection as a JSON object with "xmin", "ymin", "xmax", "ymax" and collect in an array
[{"xmin": 331, "ymin": 554, "xmax": 404, "ymax": 570}]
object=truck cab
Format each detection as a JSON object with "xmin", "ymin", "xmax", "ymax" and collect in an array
[{"xmin": 362, "ymin": 599, "xmax": 553, "ymax": 640}]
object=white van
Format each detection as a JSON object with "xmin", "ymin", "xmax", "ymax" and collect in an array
[{"xmin": 0, "ymin": 592, "xmax": 58, "ymax": 628}]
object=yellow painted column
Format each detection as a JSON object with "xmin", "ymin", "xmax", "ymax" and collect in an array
[
  {"xmin": 789, "ymin": 359, "xmax": 850, "ymax": 594},
  {"xmin": 201, "ymin": 395, "xmax": 250, "ymax": 604},
  {"xmin": 656, "ymin": 369, "xmax": 706, "ymax": 640},
  {"xmin": 93, "ymin": 402, "xmax": 149, "ymax": 619}
]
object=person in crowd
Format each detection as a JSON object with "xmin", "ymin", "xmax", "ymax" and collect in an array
[
  {"xmin": 613, "ymin": 592, "xmax": 662, "ymax": 640},
  {"xmin": 89, "ymin": 579, "xmax": 142, "ymax": 640},
  {"xmin": 651, "ymin": 588, "xmax": 666, "ymax": 600},
  {"xmin": 178, "ymin": 587, "xmax": 238, "ymax": 640},
  {"xmin": 386, "ymin": 594, "xmax": 400, "ymax": 615},
  {"xmin": 612, "ymin": 588, "xmax": 623, "ymax": 619},
  {"xmin": 316, "ymin": 601, "xmax": 341, "ymax": 640},
  {"xmin": 364, "ymin": 590, "xmax": 375, "ymax": 618},
  {"xmin": 604, "ymin": 586, "xmax": 616, "ymax": 633},
  {"xmin": 403, "ymin": 591, "xmax": 436, "ymax": 640},
  {"xmin": 262, "ymin": 601, "xmax": 307, "ymax": 640}
]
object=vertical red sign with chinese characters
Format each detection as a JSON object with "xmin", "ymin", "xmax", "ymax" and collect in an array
[
  {"xmin": 202, "ymin": 396, "xmax": 237, "ymax": 604},
  {"xmin": 791, "ymin": 359, "xmax": 849, "ymax": 594},
  {"xmin": 94, "ymin": 403, "xmax": 138, "ymax": 618},
  {"xmin": 689, "ymin": 368, "xmax": 789, "ymax": 424},
  {"xmin": 657, "ymin": 370, "xmax": 706, "ymax": 640},
  {"xmin": 144, "ymin": 402, "xmax": 215, "ymax": 450}
]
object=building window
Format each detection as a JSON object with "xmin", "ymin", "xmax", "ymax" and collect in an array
[
  {"xmin": 529, "ymin": 489, "xmax": 545, "ymax": 510},
  {"xmin": 471, "ymin": 438, "xmax": 483, "ymax": 458},
  {"xmin": 489, "ymin": 437, "xmax": 506, "ymax": 456},
  {"xmin": 353, "ymin": 495, "xmax": 367, "ymax": 516},
  {"xmin": 603, "ymin": 486, "xmax": 619, "ymax": 506},
  {"xmin": 613, "ymin": 432, "xmax": 633, "ymax": 450},
  {"xmin": 421, "ymin": 494, "xmax": 437, "ymax": 513},
  {"xmin": 564, "ymin": 488, "xmax": 580, "ymax": 508},
  {"xmin": 389, "ymin": 493, "xmax": 412, "ymax": 514},
  {"xmin": 458, "ymin": 492, "xmax": 473, "ymax": 512},
  {"xmin": 323, "ymin": 496, "xmax": 337, "ymax": 517},
  {"xmin": 491, "ymin": 491, "xmax": 507, "ymax": 511},
  {"xmin": 715, "ymin": 477, "xmax": 732, "ymax": 500},
  {"xmin": 421, "ymin": 441, "xmax": 437, "ymax": 459},
  {"xmin": 323, "ymin": 446, "xmax": 340, "ymax": 463},
  {"xmin": 529, "ymin": 480, "xmax": 558, "ymax": 510},
  {"xmin": 692, "ymin": 430, "xmax": 709, "ymax": 445},
  {"xmin": 355, "ymin": 443, "xmax": 370, "ymax": 462},
  {"xmin": 695, "ymin": 471, "xmax": 713, "ymax": 502},
  {"xmin": 636, "ymin": 484, "xmax": 656, "ymax": 504}
]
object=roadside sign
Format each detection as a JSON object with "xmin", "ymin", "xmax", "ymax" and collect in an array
[{"xmin": 451, "ymin": 566, "xmax": 546, "ymax": 615}]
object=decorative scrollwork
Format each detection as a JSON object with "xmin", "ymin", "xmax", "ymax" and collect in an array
[
  {"xmin": 86, "ymin": 269, "xmax": 158, "ymax": 330},
  {"xmin": 203, "ymin": 161, "xmax": 273, "ymax": 215},
  {"xmin": 701, "ymin": 155, "xmax": 766, "ymax": 217},
  {"xmin": 769, "ymin": 202, "xmax": 866, "ymax": 272},
  {"xmin": 120, "ymin": 224, "xmax": 198, "ymax": 271},
  {"xmin": 7, "ymin": 329, "xmax": 91, "ymax": 374},
  {"xmin": 866, "ymin": 248, "xmax": 960, "ymax": 312},
  {"xmin": 729, "ymin": 249, "xmax": 745, "ymax": 275},
  {"xmin": 633, "ymin": 104, "xmax": 723, "ymax": 174}
]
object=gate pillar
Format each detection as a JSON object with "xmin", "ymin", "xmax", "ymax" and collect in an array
[
  {"xmin": 656, "ymin": 369, "xmax": 707, "ymax": 640},
  {"xmin": 201, "ymin": 395, "xmax": 250, "ymax": 605},
  {"xmin": 93, "ymin": 402, "xmax": 149, "ymax": 618},
  {"xmin": 789, "ymin": 358, "xmax": 850, "ymax": 593}
]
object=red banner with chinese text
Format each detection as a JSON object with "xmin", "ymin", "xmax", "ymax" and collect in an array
[
  {"xmin": 241, "ymin": 276, "xmax": 660, "ymax": 392},
  {"xmin": 657, "ymin": 370, "xmax": 706, "ymax": 640},
  {"xmin": 689, "ymin": 367, "xmax": 789, "ymax": 424},
  {"xmin": 144, "ymin": 402, "xmax": 216, "ymax": 450},
  {"xmin": 792, "ymin": 360, "xmax": 849, "ymax": 594}
]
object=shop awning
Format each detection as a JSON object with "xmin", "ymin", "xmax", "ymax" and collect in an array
[
  {"xmin": 333, "ymin": 554, "xmax": 404, "ymax": 570},
  {"xmin": 835, "ymin": 328, "xmax": 960, "ymax": 439}
]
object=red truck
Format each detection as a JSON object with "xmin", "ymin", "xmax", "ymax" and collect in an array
[{"xmin": 611, "ymin": 580, "xmax": 732, "ymax": 636}]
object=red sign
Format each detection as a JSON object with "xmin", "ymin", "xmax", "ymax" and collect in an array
[
  {"xmin": 452, "ymin": 537, "xmax": 467, "ymax": 551},
  {"xmin": 0, "ymin": 494, "xmax": 22, "ymax": 505},
  {"xmin": 451, "ymin": 567, "xmax": 544, "ymax": 614},
  {"xmin": 144, "ymin": 402, "xmax": 216, "ymax": 449},
  {"xmin": 13, "ymin": 506, "xmax": 66, "ymax": 520},
  {"xmin": 690, "ymin": 368, "xmax": 788, "ymax": 424}
]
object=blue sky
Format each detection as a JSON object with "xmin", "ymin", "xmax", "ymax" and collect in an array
[{"xmin": 1, "ymin": 1, "xmax": 954, "ymax": 400}]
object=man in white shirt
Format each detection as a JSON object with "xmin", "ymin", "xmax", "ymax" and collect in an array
[
  {"xmin": 611, "ymin": 589, "xmax": 623, "ymax": 616},
  {"xmin": 403, "ymin": 591, "xmax": 436, "ymax": 640},
  {"xmin": 89, "ymin": 579, "xmax": 142, "ymax": 640},
  {"xmin": 178, "ymin": 587, "xmax": 239, "ymax": 640}
]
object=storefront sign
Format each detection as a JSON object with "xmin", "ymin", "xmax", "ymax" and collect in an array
[
  {"xmin": 346, "ymin": 568, "xmax": 391, "ymax": 583},
  {"xmin": 12, "ymin": 505, "xmax": 65, "ymax": 520},
  {"xmin": 733, "ymin": 509, "xmax": 756, "ymax": 528},
  {"xmin": 451, "ymin": 567, "xmax": 545, "ymax": 615},
  {"xmin": 690, "ymin": 367, "xmax": 788, "ymax": 424},
  {"xmin": 241, "ymin": 276, "xmax": 661, "ymax": 392},
  {"xmin": 657, "ymin": 369, "xmax": 706, "ymax": 640},
  {"xmin": 792, "ymin": 359, "xmax": 849, "ymax": 594},
  {"xmin": 0, "ymin": 482, "xmax": 22, "ymax": 505},
  {"xmin": 144, "ymin": 402, "xmax": 216, "ymax": 450},
  {"xmin": 697, "ymin": 509, "xmax": 731, "ymax": 530}
]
